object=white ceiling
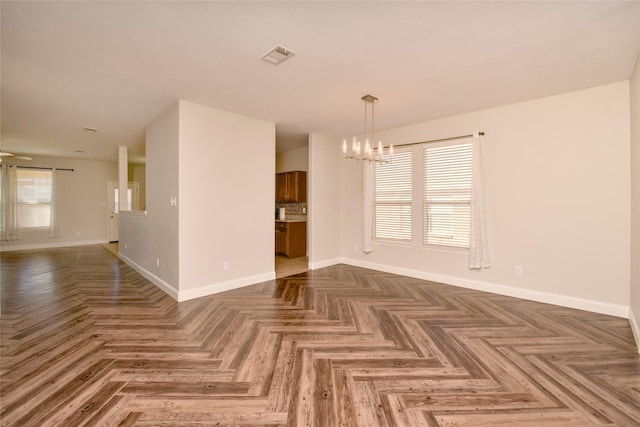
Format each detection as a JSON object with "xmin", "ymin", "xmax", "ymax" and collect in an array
[{"xmin": 2, "ymin": 1, "xmax": 639, "ymax": 162}]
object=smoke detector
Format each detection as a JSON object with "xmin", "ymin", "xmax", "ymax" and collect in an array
[{"xmin": 260, "ymin": 45, "xmax": 296, "ymax": 65}]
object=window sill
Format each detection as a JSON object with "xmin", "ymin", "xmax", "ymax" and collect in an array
[
  {"xmin": 421, "ymin": 244, "xmax": 468, "ymax": 255},
  {"xmin": 373, "ymin": 239, "xmax": 414, "ymax": 249},
  {"xmin": 19, "ymin": 227, "xmax": 49, "ymax": 233},
  {"xmin": 372, "ymin": 239, "xmax": 468, "ymax": 256}
]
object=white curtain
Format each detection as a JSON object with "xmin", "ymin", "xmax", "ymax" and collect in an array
[
  {"xmin": 1, "ymin": 165, "xmax": 19, "ymax": 241},
  {"xmin": 362, "ymin": 161, "xmax": 374, "ymax": 253},
  {"xmin": 469, "ymin": 132, "xmax": 491, "ymax": 269},
  {"xmin": 48, "ymin": 168, "xmax": 60, "ymax": 238}
]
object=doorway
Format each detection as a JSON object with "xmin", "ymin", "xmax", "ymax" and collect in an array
[
  {"xmin": 107, "ymin": 181, "xmax": 139, "ymax": 242},
  {"xmin": 274, "ymin": 143, "xmax": 309, "ymax": 278}
]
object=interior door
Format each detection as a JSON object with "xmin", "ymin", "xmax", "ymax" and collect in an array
[{"xmin": 107, "ymin": 181, "xmax": 139, "ymax": 242}]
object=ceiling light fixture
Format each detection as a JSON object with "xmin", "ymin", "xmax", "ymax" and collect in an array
[
  {"xmin": 260, "ymin": 45, "xmax": 295, "ymax": 65},
  {"xmin": 0, "ymin": 151, "xmax": 32, "ymax": 160},
  {"xmin": 342, "ymin": 95, "xmax": 393, "ymax": 163}
]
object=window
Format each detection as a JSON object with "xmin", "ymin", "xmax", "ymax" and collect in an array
[
  {"xmin": 17, "ymin": 169, "xmax": 52, "ymax": 229},
  {"xmin": 374, "ymin": 149, "xmax": 412, "ymax": 241},
  {"xmin": 372, "ymin": 137, "xmax": 473, "ymax": 249},
  {"xmin": 423, "ymin": 140, "xmax": 472, "ymax": 248}
]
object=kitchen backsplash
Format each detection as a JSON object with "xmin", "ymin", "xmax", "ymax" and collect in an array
[{"xmin": 276, "ymin": 202, "xmax": 307, "ymax": 215}]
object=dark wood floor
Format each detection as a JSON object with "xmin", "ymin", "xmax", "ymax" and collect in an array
[{"xmin": 1, "ymin": 245, "xmax": 639, "ymax": 426}]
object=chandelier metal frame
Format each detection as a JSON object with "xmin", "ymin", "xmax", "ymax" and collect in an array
[{"xmin": 342, "ymin": 95, "xmax": 393, "ymax": 164}]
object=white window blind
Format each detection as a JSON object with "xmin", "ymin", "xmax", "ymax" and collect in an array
[
  {"xmin": 423, "ymin": 140, "xmax": 472, "ymax": 248},
  {"xmin": 17, "ymin": 169, "xmax": 52, "ymax": 229},
  {"xmin": 374, "ymin": 150, "xmax": 412, "ymax": 241}
]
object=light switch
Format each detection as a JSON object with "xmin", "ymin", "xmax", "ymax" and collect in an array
[{"xmin": 170, "ymin": 196, "xmax": 177, "ymax": 206}]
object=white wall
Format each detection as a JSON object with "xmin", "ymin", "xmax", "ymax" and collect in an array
[
  {"xmin": 630, "ymin": 55, "xmax": 640, "ymax": 348},
  {"xmin": 276, "ymin": 146, "xmax": 308, "ymax": 172},
  {"xmin": 177, "ymin": 101, "xmax": 275, "ymax": 298},
  {"xmin": 308, "ymin": 133, "xmax": 341, "ymax": 268},
  {"xmin": 0, "ymin": 155, "xmax": 117, "ymax": 251},
  {"xmin": 119, "ymin": 103, "xmax": 180, "ymax": 296},
  {"xmin": 340, "ymin": 82, "xmax": 631, "ymax": 317},
  {"xmin": 119, "ymin": 101, "xmax": 275, "ymax": 301}
]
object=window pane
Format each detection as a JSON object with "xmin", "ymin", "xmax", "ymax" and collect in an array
[
  {"xmin": 375, "ymin": 151, "xmax": 412, "ymax": 202},
  {"xmin": 423, "ymin": 141, "xmax": 472, "ymax": 247},
  {"xmin": 374, "ymin": 150, "xmax": 413, "ymax": 241},
  {"xmin": 375, "ymin": 204, "xmax": 412, "ymax": 241},
  {"xmin": 17, "ymin": 169, "xmax": 52, "ymax": 228},
  {"xmin": 17, "ymin": 170, "xmax": 52, "ymax": 204},
  {"xmin": 18, "ymin": 204, "xmax": 51, "ymax": 229},
  {"xmin": 424, "ymin": 203, "xmax": 471, "ymax": 247}
]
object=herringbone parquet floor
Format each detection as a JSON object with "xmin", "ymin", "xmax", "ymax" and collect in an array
[{"xmin": 1, "ymin": 246, "xmax": 639, "ymax": 426}]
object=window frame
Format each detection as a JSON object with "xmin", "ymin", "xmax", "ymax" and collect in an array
[{"xmin": 371, "ymin": 136, "xmax": 473, "ymax": 251}]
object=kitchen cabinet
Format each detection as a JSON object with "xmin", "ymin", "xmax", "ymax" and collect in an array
[
  {"xmin": 276, "ymin": 171, "xmax": 306, "ymax": 203},
  {"xmin": 275, "ymin": 221, "xmax": 307, "ymax": 258},
  {"xmin": 275, "ymin": 222, "xmax": 288, "ymax": 256}
]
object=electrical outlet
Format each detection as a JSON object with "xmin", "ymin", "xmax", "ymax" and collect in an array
[
  {"xmin": 156, "ymin": 258, "xmax": 160, "ymax": 267},
  {"xmin": 224, "ymin": 262, "xmax": 231, "ymax": 271},
  {"xmin": 514, "ymin": 265, "xmax": 523, "ymax": 276}
]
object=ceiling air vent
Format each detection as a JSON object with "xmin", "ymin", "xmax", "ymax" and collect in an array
[{"xmin": 260, "ymin": 45, "xmax": 295, "ymax": 65}]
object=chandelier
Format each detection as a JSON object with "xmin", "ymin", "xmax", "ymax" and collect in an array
[{"xmin": 342, "ymin": 95, "xmax": 393, "ymax": 163}]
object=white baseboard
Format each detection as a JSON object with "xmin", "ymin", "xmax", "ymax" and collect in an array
[
  {"xmin": 630, "ymin": 308, "xmax": 640, "ymax": 354},
  {"xmin": 339, "ymin": 257, "xmax": 629, "ymax": 319},
  {"xmin": 118, "ymin": 253, "xmax": 179, "ymax": 301},
  {"xmin": 0, "ymin": 239, "xmax": 108, "ymax": 252},
  {"xmin": 118, "ymin": 252, "xmax": 276, "ymax": 302},
  {"xmin": 177, "ymin": 272, "xmax": 276, "ymax": 302},
  {"xmin": 309, "ymin": 257, "xmax": 342, "ymax": 270}
]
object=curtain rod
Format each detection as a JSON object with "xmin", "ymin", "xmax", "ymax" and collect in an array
[
  {"xmin": 1, "ymin": 165, "xmax": 74, "ymax": 172},
  {"xmin": 390, "ymin": 131, "xmax": 484, "ymax": 149}
]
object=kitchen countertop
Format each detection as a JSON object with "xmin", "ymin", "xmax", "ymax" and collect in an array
[{"xmin": 276, "ymin": 215, "xmax": 307, "ymax": 223}]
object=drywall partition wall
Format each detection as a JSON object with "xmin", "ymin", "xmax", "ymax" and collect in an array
[
  {"xmin": 119, "ymin": 103, "xmax": 180, "ymax": 295},
  {"xmin": 630, "ymin": 54, "xmax": 640, "ymax": 349},
  {"xmin": 276, "ymin": 146, "xmax": 309, "ymax": 172},
  {"xmin": 0, "ymin": 155, "xmax": 117, "ymax": 251},
  {"xmin": 340, "ymin": 81, "xmax": 631, "ymax": 317},
  {"xmin": 177, "ymin": 100, "xmax": 275, "ymax": 299},
  {"xmin": 308, "ymin": 133, "xmax": 341, "ymax": 268}
]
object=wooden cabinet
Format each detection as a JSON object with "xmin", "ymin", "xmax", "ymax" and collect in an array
[
  {"xmin": 275, "ymin": 222, "xmax": 288, "ymax": 256},
  {"xmin": 275, "ymin": 171, "xmax": 307, "ymax": 203},
  {"xmin": 275, "ymin": 221, "xmax": 307, "ymax": 258},
  {"xmin": 275, "ymin": 173, "xmax": 289, "ymax": 203}
]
